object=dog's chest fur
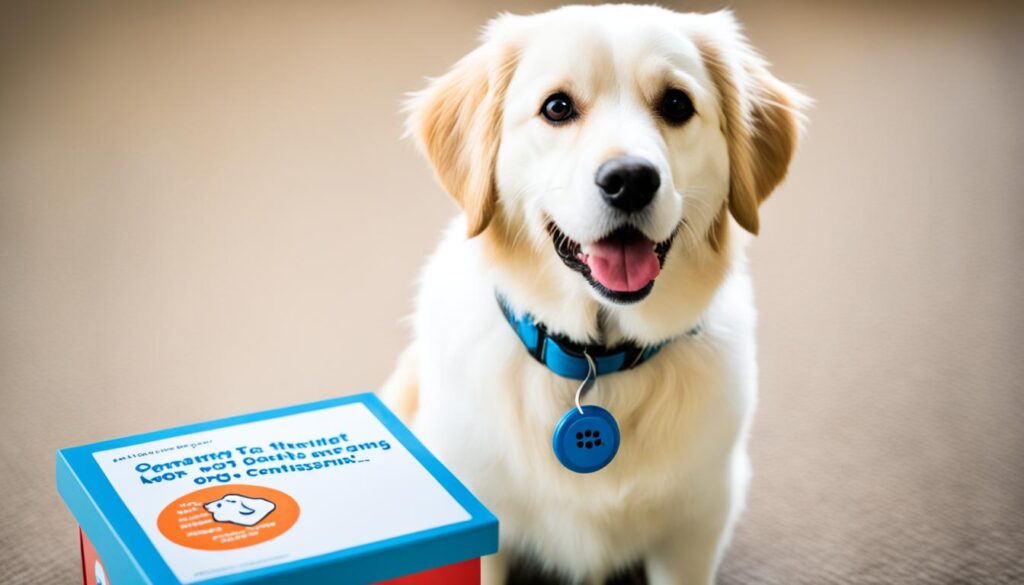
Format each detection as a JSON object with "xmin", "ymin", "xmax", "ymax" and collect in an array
[{"xmin": 407, "ymin": 223, "xmax": 757, "ymax": 581}]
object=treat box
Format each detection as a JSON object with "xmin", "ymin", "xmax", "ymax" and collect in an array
[{"xmin": 57, "ymin": 393, "xmax": 497, "ymax": 584}]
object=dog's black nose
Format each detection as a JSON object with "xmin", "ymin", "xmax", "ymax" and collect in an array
[{"xmin": 595, "ymin": 155, "xmax": 660, "ymax": 213}]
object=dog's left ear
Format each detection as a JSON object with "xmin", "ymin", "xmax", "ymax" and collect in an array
[
  {"xmin": 405, "ymin": 18, "xmax": 521, "ymax": 238},
  {"xmin": 697, "ymin": 11, "xmax": 809, "ymax": 236}
]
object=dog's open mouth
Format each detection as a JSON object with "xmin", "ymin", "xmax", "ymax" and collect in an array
[{"xmin": 548, "ymin": 222, "xmax": 675, "ymax": 303}]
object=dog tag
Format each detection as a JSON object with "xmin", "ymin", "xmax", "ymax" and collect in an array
[
  {"xmin": 552, "ymin": 352, "xmax": 620, "ymax": 473},
  {"xmin": 552, "ymin": 405, "xmax": 620, "ymax": 473}
]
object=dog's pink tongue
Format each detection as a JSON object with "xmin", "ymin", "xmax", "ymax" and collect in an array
[{"xmin": 586, "ymin": 237, "xmax": 660, "ymax": 292}]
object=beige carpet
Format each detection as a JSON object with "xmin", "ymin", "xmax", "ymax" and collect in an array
[{"xmin": 1, "ymin": 1, "xmax": 1021, "ymax": 583}]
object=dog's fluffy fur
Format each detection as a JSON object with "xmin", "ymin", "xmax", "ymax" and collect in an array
[{"xmin": 382, "ymin": 5, "xmax": 807, "ymax": 584}]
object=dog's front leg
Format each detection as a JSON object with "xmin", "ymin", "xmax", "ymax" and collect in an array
[
  {"xmin": 644, "ymin": 473, "xmax": 742, "ymax": 585},
  {"xmin": 481, "ymin": 550, "xmax": 510, "ymax": 585},
  {"xmin": 645, "ymin": 507, "xmax": 731, "ymax": 585}
]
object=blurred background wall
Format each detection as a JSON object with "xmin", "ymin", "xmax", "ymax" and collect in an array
[{"xmin": 1, "ymin": 1, "xmax": 1022, "ymax": 583}]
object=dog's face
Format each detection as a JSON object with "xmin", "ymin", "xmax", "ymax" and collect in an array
[
  {"xmin": 409, "ymin": 6, "xmax": 804, "ymax": 308},
  {"xmin": 496, "ymin": 9, "xmax": 730, "ymax": 304}
]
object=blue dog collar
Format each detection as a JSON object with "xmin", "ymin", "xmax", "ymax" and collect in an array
[{"xmin": 496, "ymin": 293, "xmax": 698, "ymax": 380}]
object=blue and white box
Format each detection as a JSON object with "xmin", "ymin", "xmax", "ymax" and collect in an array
[{"xmin": 57, "ymin": 393, "xmax": 498, "ymax": 584}]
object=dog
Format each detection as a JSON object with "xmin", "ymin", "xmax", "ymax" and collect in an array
[
  {"xmin": 382, "ymin": 5, "xmax": 807, "ymax": 584},
  {"xmin": 204, "ymin": 494, "xmax": 276, "ymax": 527}
]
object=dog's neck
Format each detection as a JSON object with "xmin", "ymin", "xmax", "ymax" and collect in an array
[{"xmin": 496, "ymin": 292, "xmax": 701, "ymax": 380}]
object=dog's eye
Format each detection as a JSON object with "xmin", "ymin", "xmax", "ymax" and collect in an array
[
  {"xmin": 541, "ymin": 93, "xmax": 576, "ymax": 124},
  {"xmin": 658, "ymin": 89, "xmax": 695, "ymax": 125}
]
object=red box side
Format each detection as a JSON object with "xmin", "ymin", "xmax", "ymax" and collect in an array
[
  {"xmin": 79, "ymin": 527, "xmax": 478, "ymax": 585},
  {"xmin": 80, "ymin": 529, "xmax": 105, "ymax": 585},
  {"xmin": 377, "ymin": 557, "xmax": 480, "ymax": 584}
]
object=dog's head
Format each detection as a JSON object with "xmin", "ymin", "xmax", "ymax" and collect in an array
[{"xmin": 408, "ymin": 6, "xmax": 806, "ymax": 309}]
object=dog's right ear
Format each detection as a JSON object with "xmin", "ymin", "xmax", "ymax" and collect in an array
[{"xmin": 405, "ymin": 20, "xmax": 520, "ymax": 238}]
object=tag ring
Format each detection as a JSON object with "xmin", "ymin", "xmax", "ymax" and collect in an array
[{"xmin": 574, "ymin": 352, "xmax": 597, "ymax": 414}]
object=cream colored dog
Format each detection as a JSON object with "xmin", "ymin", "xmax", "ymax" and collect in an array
[{"xmin": 383, "ymin": 5, "xmax": 806, "ymax": 584}]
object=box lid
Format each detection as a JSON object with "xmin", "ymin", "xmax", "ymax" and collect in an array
[{"xmin": 57, "ymin": 393, "xmax": 497, "ymax": 584}]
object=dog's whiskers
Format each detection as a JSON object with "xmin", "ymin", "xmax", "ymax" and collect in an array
[{"xmin": 675, "ymin": 186, "xmax": 716, "ymax": 255}]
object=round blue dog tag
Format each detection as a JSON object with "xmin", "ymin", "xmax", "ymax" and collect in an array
[{"xmin": 552, "ymin": 405, "xmax": 620, "ymax": 473}]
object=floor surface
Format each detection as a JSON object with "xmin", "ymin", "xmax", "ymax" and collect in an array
[{"xmin": 1, "ymin": 1, "xmax": 1021, "ymax": 583}]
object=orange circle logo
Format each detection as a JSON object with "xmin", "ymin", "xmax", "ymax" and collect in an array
[{"xmin": 157, "ymin": 485, "xmax": 299, "ymax": 550}]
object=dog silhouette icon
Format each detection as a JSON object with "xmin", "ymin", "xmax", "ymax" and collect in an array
[{"xmin": 204, "ymin": 494, "xmax": 276, "ymax": 527}]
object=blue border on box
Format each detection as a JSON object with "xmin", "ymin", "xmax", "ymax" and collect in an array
[{"xmin": 56, "ymin": 393, "xmax": 498, "ymax": 584}]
